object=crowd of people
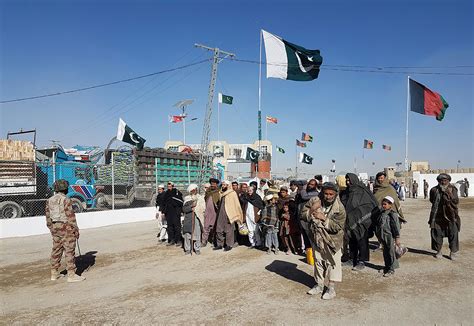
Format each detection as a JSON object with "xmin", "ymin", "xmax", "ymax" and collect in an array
[
  {"xmin": 152, "ymin": 171, "xmax": 462, "ymax": 300},
  {"xmin": 44, "ymin": 172, "xmax": 462, "ymax": 299}
]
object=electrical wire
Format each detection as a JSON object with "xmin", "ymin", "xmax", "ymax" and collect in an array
[
  {"xmin": 0, "ymin": 59, "xmax": 211, "ymax": 104},
  {"xmin": 223, "ymin": 58, "xmax": 474, "ymax": 76}
]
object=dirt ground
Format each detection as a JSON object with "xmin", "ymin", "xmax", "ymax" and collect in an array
[{"xmin": 1, "ymin": 198, "xmax": 473, "ymax": 325}]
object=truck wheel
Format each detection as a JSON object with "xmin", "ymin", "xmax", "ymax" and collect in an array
[
  {"xmin": 70, "ymin": 198, "xmax": 84, "ymax": 213},
  {"xmin": 94, "ymin": 193, "xmax": 108, "ymax": 208},
  {"xmin": 0, "ymin": 201, "xmax": 23, "ymax": 219}
]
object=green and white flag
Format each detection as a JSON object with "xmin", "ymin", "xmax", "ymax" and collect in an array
[
  {"xmin": 218, "ymin": 93, "xmax": 233, "ymax": 105},
  {"xmin": 116, "ymin": 118, "xmax": 146, "ymax": 150},
  {"xmin": 246, "ymin": 147, "xmax": 259, "ymax": 163},
  {"xmin": 299, "ymin": 152, "xmax": 313, "ymax": 165},
  {"xmin": 262, "ymin": 30, "xmax": 323, "ymax": 81},
  {"xmin": 276, "ymin": 146, "xmax": 285, "ymax": 154}
]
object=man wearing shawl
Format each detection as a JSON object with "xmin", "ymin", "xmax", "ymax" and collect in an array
[
  {"xmin": 373, "ymin": 172, "xmax": 406, "ymax": 221},
  {"xmin": 296, "ymin": 179, "xmax": 320, "ymax": 250},
  {"xmin": 162, "ymin": 182, "xmax": 184, "ymax": 247},
  {"xmin": 340, "ymin": 173, "xmax": 378, "ymax": 270},
  {"xmin": 241, "ymin": 185, "xmax": 264, "ymax": 248},
  {"xmin": 182, "ymin": 184, "xmax": 206, "ymax": 255},
  {"xmin": 301, "ymin": 182, "xmax": 346, "ymax": 300},
  {"xmin": 202, "ymin": 178, "xmax": 220, "ymax": 247},
  {"xmin": 429, "ymin": 173, "xmax": 461, "ymax": 260},
  {"xmin": 214, "ymin": 180, "xmax": 244, "ymax": 251}
]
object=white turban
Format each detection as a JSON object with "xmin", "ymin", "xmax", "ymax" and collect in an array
[{"xmin": 187, "ymin": 184, "xmax": 198, "ymax": 193}]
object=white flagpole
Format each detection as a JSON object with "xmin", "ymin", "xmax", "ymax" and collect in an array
[
  {"xmin": 168, "ymin": 116, "xmax": 171, "ymax": 140},
  {"xmin": 265, "ymin": 119, "xmax": 268, "ymax": 140},
  {"xmin": 405, "ymin": 76, "xmax": 410, "ymax": 172},
  {"xmin": 218, "ymin": 99, "xmax": 220, "ymax": 141},
  {"xmin": 257, "ymin": 29, "xmax": 262, "ymax": 178}
]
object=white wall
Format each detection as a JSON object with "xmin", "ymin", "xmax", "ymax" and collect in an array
[
  {"xmin": 0, "ymin": 207, "xmax": 155, "ymax": 239},
  {"xmin": 412, "ymin": 172, "xmax": 473, "ymax": 197}
]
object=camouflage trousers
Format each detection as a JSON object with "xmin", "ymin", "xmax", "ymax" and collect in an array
[{"xmin": 50, "ymin": 223, "xmax": 77, "ymax": 272}]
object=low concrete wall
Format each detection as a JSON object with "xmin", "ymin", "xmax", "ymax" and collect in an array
[
  {"xmin": 0, "ymin": 207, "xmax": 156, "ymax": 239},
  {"xmin": 412, "ymin": 172, "xmax": 473, "ymax": 198}
]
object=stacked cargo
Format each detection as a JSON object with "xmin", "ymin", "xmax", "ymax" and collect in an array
[
  {"xmin": 96, "ymin": 151, "xmax": 136, "ymax": 185},
  {"xmin": 0, "ymin": 140, "xmax": 35, "ymax": 161}
]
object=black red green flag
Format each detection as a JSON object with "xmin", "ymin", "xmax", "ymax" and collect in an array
[
  {"xmin": 363, "ymin": 139, "xmax": 373, "ymax": 149},
  {"xmin": 409, "ymin": 78, "xmax": 449, "ymax": 121}
]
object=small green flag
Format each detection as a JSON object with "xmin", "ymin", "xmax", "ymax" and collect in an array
[
  {"xmin": 276, "ymin": 146, "xmax": 285, "ymax": 154},
  {"xmin": 218, "ymin": 93, "xmax": 233, "ymax": 105}
]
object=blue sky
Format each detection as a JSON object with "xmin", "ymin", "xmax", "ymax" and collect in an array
[{"xmin": 1, "ymin": 0, "xmax": 473, "ymax": 175}]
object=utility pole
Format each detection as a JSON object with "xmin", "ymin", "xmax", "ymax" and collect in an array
[{"xmin": 195, "ymin": 44, "xmax": 235, "ymax": 188}]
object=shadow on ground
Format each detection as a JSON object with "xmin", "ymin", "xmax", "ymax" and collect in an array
[{"xmin": 265, "ymin": 260, "xmax": 314, "ymax": 289}]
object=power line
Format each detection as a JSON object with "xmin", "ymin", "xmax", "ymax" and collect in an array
[
  {"xmin": 0, "ymin": 59, "xmax": 211, "ymax": 104},
  {"xmin": 223, "ymin": 58, "xmax": 474, "ymax": 76}
]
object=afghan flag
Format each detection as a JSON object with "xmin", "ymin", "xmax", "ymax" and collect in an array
[
  {"xmin": 302, "ymin": 132, "xmax": 313, "ymax": 142},
  {"xmin": 266, "ymin": 116, "xmax": 278, "ymax": 124},
  {"xmin": 218, "ymin": 93, "xmax": 233, "ymax": 105},
  {"xmin": 116, "ymin": 118, "xmax": 146, "ymax": 150},
  {"xmin": 409, "ymin": 78, "xmax": 449, "ymax": 121},
  {"xmin": 299, "ymin": 153, "xmax": 313, "ymax": 165},
  {"xmin": 363, "ymin": 139, "xmax": 374, "ymax": 149},
  {"xmin": 296, "ymin": 139, "xmax": 307, "ymax": 148},
  {"xmin": 382, "ymin": 145, "xmax": 392, "ymax": 151},
  {"xmin": 276, "ymin": 146, "xmax": 285, "ymax": 154},
  {"xmin": 262, "ymin": 30, "xmax": 323, "ymax": 81}
]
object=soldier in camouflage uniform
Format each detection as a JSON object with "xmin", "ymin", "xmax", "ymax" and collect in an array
[{"xmin": 46, "ymin": 179, "xmax": 85, "ymax": 282}]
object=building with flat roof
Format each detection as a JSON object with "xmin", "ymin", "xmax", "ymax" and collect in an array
[{"xmin": 164, "ymin": 140, "xmax": 272, "ymax": 180}]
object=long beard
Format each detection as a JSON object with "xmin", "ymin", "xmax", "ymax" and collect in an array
[{"xmin": 440, "ymin": 184, "xmax": 448, "ymax": 191}]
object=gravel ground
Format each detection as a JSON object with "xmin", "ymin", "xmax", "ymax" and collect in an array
[{"xmin": 1, "ymin": 197, "xmax": 473, "ymax": 325}]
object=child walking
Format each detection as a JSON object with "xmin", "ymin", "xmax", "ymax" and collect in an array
[
  {"xmin": 260, "ymin": 194, "xmax": 280, "ymax": 255},
  {"xmin": 374, "ymin": 196, "xmax": 404, "ymax": 277}
]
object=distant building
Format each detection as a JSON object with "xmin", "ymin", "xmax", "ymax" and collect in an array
[
  {"xmin": 164, "ymin": 140, "xmax": 272, "ymax": 180},
  {"xmin": 410, "ymin": 161, "xmax": 430, "ymax": 171}
]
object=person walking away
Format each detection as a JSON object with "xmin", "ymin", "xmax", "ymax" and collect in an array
[
  {"xmin": 429, "ymin": 174, "xmax": 461, "ymax": 260},
  {"xmin": 155, "ymin": 184, "xmax": 167, "ymax": 243},
  {"xmin": 182, "ymin": 184, "xmax": 206, "ymax": 255},
  {"xmin": 423, "ymin": 180, "xmax": 429, "ymax": 199},
  {"xmin": 202, "ymin": 178, "xmax": 220, "ymax": 247},
  {"xmin": 261, "ymin": 194, "xmax": 280, "ymax": 254},
  {"xmin": 242, "ymin": 185, "xmax": 264, "ymax": 248},
  {"xmin": 301, "ymin": 182, "xmax": 346, "ymax": 300},
  {"xmin": 46, "ymin": 179, "xmax": 85, "ymax": 282},
  {"xmin": 214, "ymin": 180, "xmax": 243, "ymax": 251},
  {"xmin": 412, "ymin": 181, "xmax": 419, "ymax": 199},
  {"xmin": 373, "ymin": 196, "xmax": 404, "ymax": 277},
  {"xmin": 463, "ymin": 178, "xmax": 469, "ymax": 197},
  {"xmin": 162, "ymin": 182, "xmax": 184, "ymax": 247},
  {"xmin": 340, "ymin": 173, "xmax": 378, "ymax": 271}
]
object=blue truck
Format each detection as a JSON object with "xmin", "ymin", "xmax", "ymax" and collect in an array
[{"xmin": 0, "ymin": 142, "xmax": 101, "ymax": 219}]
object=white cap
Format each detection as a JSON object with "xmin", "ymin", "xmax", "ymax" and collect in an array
[
  {"xmin": 187, "ymin": 184, "xmax": 198, "ymax": 193},
  {"xmin": 265, "ymin": 194, "xmax": 274, "ymax": 201},
  {"xmin": 158, "ymin": 184, "xmax": 165, "ymax": 189},
  {"xmin": 383, "ymin": 195, "xmax": 394, "ymax": 204},
  {"xmin": 221, "ymin": 180, "xmax": 231, "ymax": 185}
]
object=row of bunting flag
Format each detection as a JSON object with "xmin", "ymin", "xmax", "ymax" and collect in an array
[{"xmin": 363, "ymin": 139, "xmax": 392, "ymax": 151}]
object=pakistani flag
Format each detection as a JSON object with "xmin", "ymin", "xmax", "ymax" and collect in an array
[
  {"xmin": 262, "ymin": 30, "xmax": 323, "ymax": 81},
  {"xmin": 218, "ymin": 93, "xmax": 233, "ymax": 105},
  {"xmin": 246, "ymin": 147, "xmax": 259, "ymax": 163},
  {"xmin": 116, "ymin": 118, "xmax": 146, "ymax": 150},
  {"xmin": 299, "ymin": 152, "xmax": 313, "ymax": 165},
  {"xmin": 276, "ymin": 146, "xmax": 285, "ymax": 154}
]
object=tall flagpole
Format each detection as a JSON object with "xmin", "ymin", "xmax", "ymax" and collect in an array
[
  {"xmin": 295, "ymin": 145, "xmax": 298, "ymax": 179},
  {"xmin": 265, "ymin": 119, "xmax": 268, "ymax": 140},
  {"xmin": 257, "ymin": 29, "xmax": 263, "ymax": 178},
  {"xmin": 218, "ymin": 98, "xmax": 220, "ymax": 141},
  {"xmin": 405, "ymin": 76, "xmax": 410, "ymax": 172},
  {"xmin": 168, "ymin": 116, "xmax": 171, "ymax": 140}
]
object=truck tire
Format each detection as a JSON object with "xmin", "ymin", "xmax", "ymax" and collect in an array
[
  {"xmin": 70, "ymin": 198, "xmax": 84, "ymax": 213},
  {"xmin": 0, "ymin": 201, "xmax": 23, "ymax": 219},
  {"xmin": 94, "ymin": 193, "xmax": 108, "ymax": 209}
]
